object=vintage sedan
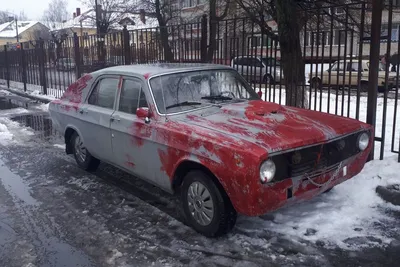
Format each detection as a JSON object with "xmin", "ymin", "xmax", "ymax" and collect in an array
[{"xmin": 49, "ymin": 64, "xmax": 373, "ymax": 237}]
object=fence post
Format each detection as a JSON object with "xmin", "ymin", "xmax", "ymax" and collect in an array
[
  {"xmin": 201, "ymin": 14, "xmax": 208, "ymax": 63},
  {"xmin": 123, "ymin": 26, "xmax": 131, "ymax": 65},
  {"xmin": 4, "ymin": 45, "xmax": 10, "ymax": 88},
  {"xmin": 38, "ymin": 40, "xmax": 47, "ymax": 95},
  {"xmin": 366, "ymin": 0, "xmax": 384, "ymax": 161},
  {"xmin": 73, "ymin": 33, "xmax": 81, "ymax": 78},
  {"xmin": 20, "ymin": 43, "xmax": 27, "ymax": 92}
]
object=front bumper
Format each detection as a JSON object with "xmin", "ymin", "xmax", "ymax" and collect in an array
[{"xmin": 238, "ymin": 148, "xmax": 370, "ymax": 216}]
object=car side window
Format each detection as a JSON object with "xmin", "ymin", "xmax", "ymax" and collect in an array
[
  {"xmin": 119, "ymin": 79, "xmax": 148, "ymax": 114},
  {"xmin": 88, "ymin": 78, "xmax": 118, "ymax": 109}
]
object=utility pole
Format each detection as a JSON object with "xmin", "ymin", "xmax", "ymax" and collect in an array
[
  {"xmin": 15, "ymin": 17, "xmax": 19, "ymax": 43},
  {"xmin": 95, "ymin": 0, "xmax": 99, "ymax": 35}
]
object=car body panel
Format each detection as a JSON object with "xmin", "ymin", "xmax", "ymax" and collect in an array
[
  {"xmin": 49, "ymin": 64, "xmax": 373, "ymax": 217},
  {"xmin": 231, "ymin": 56, "xmax": 283, "ymax": 83}
]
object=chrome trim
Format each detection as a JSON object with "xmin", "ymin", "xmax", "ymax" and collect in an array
[{"xmin": 146, "ymin": 68, "xmax": 253, "ymax": 117}]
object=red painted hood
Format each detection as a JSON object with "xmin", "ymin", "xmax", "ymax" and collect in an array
[{"xmin": 181, "ymin": 100, "xmax": 368, "ymax": 153}]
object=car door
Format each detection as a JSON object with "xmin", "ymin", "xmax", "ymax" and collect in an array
[
  {"xmin": 78, "ymin": 76, "xmax": 119, "ymax": 161},
  {"xmin": 110, "ymin": 77, "xmax": 153, "ymax": 180}
]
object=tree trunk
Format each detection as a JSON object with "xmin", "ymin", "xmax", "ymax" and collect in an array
[
  {"xmin": 56, "ymin": 42, "xmax": 62, "ymax": 59},
  {"xmin": 155, "ymin": 0, "xmax": 174, "ymax": 62},
  {"xmin": 275, "ymin": 0, "xmax": 308, "ymax": 108},
  {"xmin": 206, "ymin": 0, "xmax": 217, "ymax": 63}
]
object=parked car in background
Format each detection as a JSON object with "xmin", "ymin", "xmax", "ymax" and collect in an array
[
  {"xmin": 309, "ymin": 60, "xmax": 397, "ymax": 91},
  {"xmin": 49, "ymin": 64, "xmax": 373, "ymax": 237},
  {"xmin": 231, "ymin": 56, "xmax": 283, "ymax": 84},
  {"xmin": 56, "ymin": 58, "xmax": 76, "ymax": 71}
]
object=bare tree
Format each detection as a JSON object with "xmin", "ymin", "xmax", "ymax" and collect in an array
[
  {"xmin": 0, "ymin": 11, "xmax": 10, "ymax": 24},
  {"xmin": 42, "ymin": 0, "xmax": 70, "ymax": 60},
  {"xmin": 233, "ymin": 0, "xmax": 369, "ymax": 108},
  {"xmin": 138, "ymin": 0, "xmax": 182, "ymax": 61},
  {"xmin": 17, "ymin": 11, "xmax": 28, "ymax": 21},
  {"xmin": 81, "ymin": 0, "xmax": 136, "ymax": 34}
]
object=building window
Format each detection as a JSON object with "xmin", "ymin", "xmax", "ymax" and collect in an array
[
  {"xmin": 333, "ymin": 30, "xmax": 346, "ymax": 45},
  {"xmin": 382, "ymin": 24, "xmax": 399, "ymax": 41},
  {"xmin": 248, "ymin": 35, "xmax": 273, "ymax": 47},
  {"xmin": 181, "ymin": 0, "xmax": 205, "ymax": 8}
]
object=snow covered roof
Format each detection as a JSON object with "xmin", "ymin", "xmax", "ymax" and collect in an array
[
  {"xmin": 50, "ymin": 9, "xmax": 96, "ymax": 31},
  {"xmin": 51, "ymin": 9, "xmax": 159, "ymax": 32},
  {"xmin": 0, "ymin": 21, "xmax": 42, "ymax": 38}
]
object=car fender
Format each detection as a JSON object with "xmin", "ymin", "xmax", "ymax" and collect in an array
[{"xmin": 64, "ymin": 124, "xmax": 85, "ymax": 146}]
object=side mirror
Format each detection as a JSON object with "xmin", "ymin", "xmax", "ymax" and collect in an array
[{"xmin": 136, "ymin": 107, "xmax": 151, "ymax": 123}]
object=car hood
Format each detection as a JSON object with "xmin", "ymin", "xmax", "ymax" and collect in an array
[{"xmin": 180, "ymin": 100, "xmax": 367, "ymax": 153}]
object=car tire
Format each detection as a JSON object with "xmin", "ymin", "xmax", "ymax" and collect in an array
[
  {"xmin": 71, "ymin": 132, "xmax": 100, "ymax": 172},
  {"xmin": 311, "ymin": 78, "xmax": 322, "ymax": 89},
  {"xmin": 180, "ymin": 170, "xmax": 237, "ymax": 237},
  {"xmin": 264, "ymin": 74, "xmax": 275, "ymax": 84},
  {"xmin": 360, "ymin": 82, "xmax": 368, "ymax": 92},
  {"xmin": 323, "ymin": 187, "xmax": 333, "ymax": 194}
]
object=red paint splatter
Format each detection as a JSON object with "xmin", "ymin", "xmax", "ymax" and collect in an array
[
  {"xmin": 59, "ymin": 74, "xmax": 93, "ymax": 112},
  {"xmin": 143, "ymin": 73, "xmax": 151, "ymax": 80},
  {"xmin": 125, "ymin": 98, "xmax": 372, "ymax": 216},
  {"xmin": 125, "ymin": 154, "xmax": 136, "ymax": 168}
]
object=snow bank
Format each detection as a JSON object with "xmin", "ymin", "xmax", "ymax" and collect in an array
[
  {"xmin": 37, "ymin": 103, "xmax": 50, "ymax": 112},
  {"xmin": 255, "ymin": 157, "xmax": 400, "ymax": 249},
  {"xmin": 0, "ymin": 122, "xmax": 13, "ymax": 145}
]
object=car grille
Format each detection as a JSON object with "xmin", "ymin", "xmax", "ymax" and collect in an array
[{"xmin": 273, "ymin": 132, "xmax": 363, "ymax": 181}]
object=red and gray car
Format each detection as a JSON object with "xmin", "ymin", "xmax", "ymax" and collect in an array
[{"xmin": 49, "ymin": 64, "xmax": 373, "ymax": 237}]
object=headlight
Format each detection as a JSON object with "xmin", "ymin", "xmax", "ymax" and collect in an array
[
  {"xmin": 357, "ymin": 132, "xmax": 369, "ymax": 151},
  {"xmin": 260, "ymin": 159, "xmax": 276, "ymax": 183}
]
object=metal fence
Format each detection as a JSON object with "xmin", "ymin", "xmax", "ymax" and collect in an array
[{"xmin": 0, "ymin": 1, "xmax": 399, "ymax": 162}]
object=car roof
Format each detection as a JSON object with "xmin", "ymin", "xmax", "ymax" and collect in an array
[{"xmin": 97, "ymin": 63, "xmax": 232, "ymax": 77}]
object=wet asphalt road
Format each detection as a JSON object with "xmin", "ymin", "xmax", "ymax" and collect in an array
[{"xmin": 0, "ymin": 94, "xmax": 400, "ymax": 267}]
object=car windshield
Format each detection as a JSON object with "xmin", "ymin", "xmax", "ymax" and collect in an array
[
  {"xmin": 262, "ymin": 58, "xmax": 280, "ymax": 67},
  {"xmin": 149, "ymin": 69, "xmax": 259, "ymax": 114}
]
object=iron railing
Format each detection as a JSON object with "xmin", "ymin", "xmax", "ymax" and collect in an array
[{"xmin": 0, "ymin": 1, "xmax": 398, "ymax": 161}]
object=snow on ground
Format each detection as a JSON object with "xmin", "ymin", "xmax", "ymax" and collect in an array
[
  {"xmin": 0, "ymin": 107, "xmax": 30, "ymax": 116},
  {"xmin": 252, "ymin": 157, "xmax": 400, "ymax": 249},
  {"xmin": 0, "ymin": 118, "xmax": 34, "ymax": 146},
  {"xmin": 0, "ymin": 79, "xmax": 61, "ymax": 101},
  {"xmin": 53, "ymin": 144, "xmax": 65, "ymax": 150},
  {"xmin": 37, "ymin": 103, "xmax": 50, "ymax": 112}
]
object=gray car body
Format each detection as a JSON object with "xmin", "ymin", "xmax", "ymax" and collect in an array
[{"xmin": 49, "ymin": 64, "xmax": 236, "ymax": 194}]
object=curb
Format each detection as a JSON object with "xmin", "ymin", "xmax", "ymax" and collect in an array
[{"xmin": 0, "ymin": 86, "xmax": 52, "ymax": 104}]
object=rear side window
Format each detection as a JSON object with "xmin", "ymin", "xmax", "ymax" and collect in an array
[
  {"xmin": 119, "ymin": 79, "xmax": 148, "ymax": 114},
  {"xmin": 88, "ymin": 78, "xmax": 118, "ymax": 109}
]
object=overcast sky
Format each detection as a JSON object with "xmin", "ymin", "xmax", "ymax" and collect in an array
[{"xmin": 2, "ymin": 0, "xmax": 83, "ymax": 21}]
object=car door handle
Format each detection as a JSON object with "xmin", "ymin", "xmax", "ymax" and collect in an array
[
  {"xmin": 78, "ymin": 108, "xmax": 88, "ymax": 114},
  {"xmin": 110, "ymin": 116, "xmax": 120, "ymax": 122}
]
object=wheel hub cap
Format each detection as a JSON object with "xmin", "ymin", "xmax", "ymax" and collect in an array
[
  {"xmin": 187, "ymin": 181, "xmax": 214, "ymax": 226},
  {"xmin": 74, "ymin": 136, "xmax": 87, "ymax": 163}
]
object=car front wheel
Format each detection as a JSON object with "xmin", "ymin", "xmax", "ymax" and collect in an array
[
  {"xmin": 71, "ymin": 132, "xmax": 100, "ymax": 172},
  {"xmin": 181, "ymin": 170, "xmax": 237, "ymax": 237}
]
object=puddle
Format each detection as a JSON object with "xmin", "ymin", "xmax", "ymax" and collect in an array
[
  {"xmin": 10, "ymin": 114, "xmax": 60, "ymax": 141},
  {"xmin": 0, "ymin": 97, "xmax": 20, "ymax": 110},
  {"xmin": 0, "ymin": 158, "xmax": 39, "ymax": 206},
  {"xmin": 0, "ymin": 157, "xmax": 95, "ymax": 267}
]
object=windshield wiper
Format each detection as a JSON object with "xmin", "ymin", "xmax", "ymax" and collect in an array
[
  {"xmin": 165, "ymin": 101, "xmax": 202, "ymax": 110},
  {"xmin": 201, "ymin": 95, "xmax": 233, "ymax": 101}
]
